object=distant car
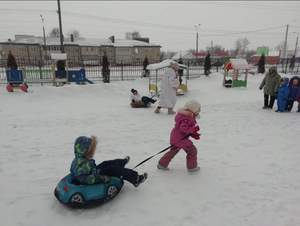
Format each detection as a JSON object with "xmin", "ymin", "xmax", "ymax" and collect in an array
[{"xmin": 54, "ymin": 174, "xmax": 124, "ymax": 208}]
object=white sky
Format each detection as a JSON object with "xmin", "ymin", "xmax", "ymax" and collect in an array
[{"xmin": 1, "ymin": 1, "xmax": 300, "ymax": 52}]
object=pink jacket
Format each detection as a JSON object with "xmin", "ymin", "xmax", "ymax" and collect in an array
[{"xmin": 170, "ymin": 109, "xmax": 200, "ymax": 149}]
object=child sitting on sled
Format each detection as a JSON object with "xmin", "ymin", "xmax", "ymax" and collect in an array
[
  {"xmin": 130, "ymin": 88, "xmax": 156, "ymax": 107},
  {"xmin": 157, "ymin": 100, "xmax": 201, "ymax": 172},
  {"xmin": 70, "ymin": 136, "xmax": 147, "ymax": 187}
]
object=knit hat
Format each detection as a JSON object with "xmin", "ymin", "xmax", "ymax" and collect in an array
[{"xmin": 184, "ymin": 100, "xmax": 201, "ymax": 114}]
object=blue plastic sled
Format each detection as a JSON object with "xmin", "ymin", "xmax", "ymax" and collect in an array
[
  {"xmin": 6, "ymin": 69, "xmax": 24, "ymax": 85},
  {"xmin": 67, "ymin": 69, "xmax": 94, "ymax": 85},
  {"xmin": 54, "ymin": 174, "xmax": 124, "ymax": 208},
  {"xmin": 6, "ymin": 69, "xmax": 28, "ymax": 92}
]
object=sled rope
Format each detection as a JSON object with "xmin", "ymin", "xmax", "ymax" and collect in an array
[{"xmin": 133, "ymin": 134, "xmax": 190, "ymax": 169}]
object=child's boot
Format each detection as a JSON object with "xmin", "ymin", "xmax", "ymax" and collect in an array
[
  {"xmin": 134, "ymin": 173, "xmax": 148, "ymax": 187},
  {"xmin": 124, "ymin": 156, "xmax": 130, "ymax": 165},
  {"xmin": 157, "ymin": 163, "xmax": 169, "ymax": 171},
  {"xmin": 188, "ymin": 166, "xmax": 200, "ymax": 172}
]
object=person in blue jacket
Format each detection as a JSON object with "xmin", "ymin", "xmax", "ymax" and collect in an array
[
  {"xmin": 276, "ymin": 77, "xmax": 289, "ymax": 112},
  {"xmin": 286, "ymin": 76, "xmax": 300, "ymax": 112},
  {"xmin": 70, "ymin": 136, "xmax": 147, "ymax": 187}
]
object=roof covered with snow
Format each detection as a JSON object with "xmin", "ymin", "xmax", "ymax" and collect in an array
[
  {"xmin": 147, "ymin": 59, "xmax": 187, "ymax": 70},
  {"xmin": 229, "ymin": 58, "xmax": 251, "ymax": 70},
  {"xmin": 8, "ymin": 35, "xmax": 160, "ymax": 47}
]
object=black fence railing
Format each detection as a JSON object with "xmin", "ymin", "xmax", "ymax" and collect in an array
[{"xmin": 1, "ymin": 58, "xmax": 299, "ymax": 85}]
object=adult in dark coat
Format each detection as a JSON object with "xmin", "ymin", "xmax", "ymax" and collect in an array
[
  {"xmin": 257, "ymin": 54, "xmax": 265, "ymax": 74},
  {"xmin": 259, "ymin": 66, "xmax": 281, "ymax": 109},
  {"xmin": 55, "ymin": 60, "xmax": 67, "ymax": 79},
  {"xmin": 204, "ymin": 53, "xmax": 211, "ymax": 76},
  {"xmin": 142, "ymin": 56, "xmax": 149, "ymax": 77},
  {"xmin": 7, "ymin": 50, "xmax": 18, "ymax": 69},
  {"xmin": 289, "ymin": 55, "xmax": 296, "ymax": 73},
  {"xmin": 102, "ymin": 53, "xmax": 110, "ymax": 83}
]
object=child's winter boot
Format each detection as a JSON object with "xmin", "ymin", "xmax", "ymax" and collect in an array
[
  {"xmin": 134, "ymin": 173, "xmax": 148, "ymax": 187},
  {"xmin": 188, "ymin": 166, "xmax": 200, "ymax": 172},
  {"xmin": 157, "ymin": 163, "xmax": 169, "ymax": 171}
]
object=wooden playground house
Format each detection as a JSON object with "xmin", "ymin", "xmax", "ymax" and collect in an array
[
  {"xmin": 147, "ymin": 59, "xmax": 188, "ymax": 96},
  {"xmin": 223, "ymin": 59, "xmax": 250, "ymax": 88}
]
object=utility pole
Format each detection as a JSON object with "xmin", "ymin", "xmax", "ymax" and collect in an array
[
  {"xmin": 57, "ymin": 0, "xmax": 64, "ymax": 53},
  {"xmin": 283, "ymin": 24, "xmax": 289, "ymax": 73},
  {"xmin": 194, "ymin": 24, "xmax": 201, "ymax": 61},
  {"xmin": 196, "ymin": 31, "xmax": 199, "ymax": 56},
  {"xmin": 40, "ymin": 14, "xmax": 46, "ymax": 50},
  {"xmin": 294, "ymin": 35, "xmax": 298, "ymax": 57}
]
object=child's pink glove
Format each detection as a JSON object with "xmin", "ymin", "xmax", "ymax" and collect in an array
[
  {"xmin": 190, "ymin": 133, "xmax": 200, "ymax": 140},
  {"xmin": 190, "ymin": 125, "xmax": 200, "ymax": 140}
]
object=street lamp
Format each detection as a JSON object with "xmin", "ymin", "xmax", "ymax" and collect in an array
[
  {"xmin": 194, "ymin": 24, "xmax": 201, "ymax": 57},
  {"xmin": 40, "ymin": 14, "xmax": 46, "ymax": 50},
  {"xmin": 57, "ymin": 0, "xmax": 64, "ymax": 53}
]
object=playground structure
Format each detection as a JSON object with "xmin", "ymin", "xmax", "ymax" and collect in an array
[
  {"xmin": 223, "ymin": 59, "xmax": 251, "ymax": 88},
  {"xmin": 6, "ymin": 69, "xmax": 28, "ymax": 92},
  {"xmin": 51, "ymin": 53, "xmax": 93, "ymax": 86},
  {"xmin": 147, "ymin": 59, "xmax": 188, "ymax": 96}
]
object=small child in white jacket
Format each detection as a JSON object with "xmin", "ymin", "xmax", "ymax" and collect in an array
[{"xmin": 130, "ymin": 89, "xmax": 156, "ymax": 107}]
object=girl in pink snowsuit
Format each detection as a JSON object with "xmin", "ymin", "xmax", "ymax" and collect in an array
[{"xmin": 157, "ymin": 100, "xmax": 201, "ymax": 172}]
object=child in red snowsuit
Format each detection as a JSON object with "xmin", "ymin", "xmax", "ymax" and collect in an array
[{"xmin": 157, "ymin": 100, "xmax": 201, "ymax": 172}]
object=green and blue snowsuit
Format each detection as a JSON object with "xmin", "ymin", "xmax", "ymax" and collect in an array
[{"xmin": 70, "ymin": 136, "xmax": 104, "ymax": 185}]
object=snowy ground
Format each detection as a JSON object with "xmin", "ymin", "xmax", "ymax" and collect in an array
[{"xmin": 0, "ymin": 72, "xmax": 299, "ymax": 226}]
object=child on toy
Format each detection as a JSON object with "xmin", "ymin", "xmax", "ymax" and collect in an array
[
  {"xmin": 70, "ymin": 136, "xmax": 147, "ymax": 187},
  {"xmin": 157, "ymin": 100, "xmax": 201, "ymax": 172},
  {"xmin": 276, "ymin": 77, "xmax": 289, "ymax": 112},
  {"xmin": 130, "ymin": 88, "xmax": 156, "ymax": 107}
]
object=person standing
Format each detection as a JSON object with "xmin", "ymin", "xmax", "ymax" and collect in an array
[
  {"xmin": 102, "ymin": 53, "xmax": 110, "ymax": 83},
  {"xmin": 259, "ymin": 67, "xmax": 281, "ymax": 109},
  {"xmin": 204, "ymin": 52, "xmax": 211, "ymax": 76},
  {"xmin": 257, "ymin": 54, "xmax": 266, "ymax": 74},
  {"xmin": 7, "ymin": 50, "xmax": 18, "ymax": 70},
  {"xmin": 289, "ymin": 55, "xmax": 296, "ymax": 73},
  {"xmin": 142, "ymin": 56, "xmax": 149, "ymax": 77},
  {"xmin": 155, "ymin": 62, "xmax": 180, "ymax": 114}
]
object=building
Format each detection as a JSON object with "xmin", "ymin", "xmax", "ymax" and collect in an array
[{"xmin": 0, "ymin": 34, "xmax": 161, "ymax": 66}]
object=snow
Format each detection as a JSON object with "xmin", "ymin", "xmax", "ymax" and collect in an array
[
  {"xmin": 147, "ymin": 59, "xmax": 187, "ymax": 70},
  {"xmin": 229, "ymin": 58, "xmax": 252, "ymax": 70},
  {"xmin": 0, "ymin": 72, "xmax": 299, "ymax": 226}
]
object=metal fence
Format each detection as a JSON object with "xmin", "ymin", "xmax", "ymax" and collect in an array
[{"xmin": 1, "ymin": 58, "xmax": 299, "ymax": 85}]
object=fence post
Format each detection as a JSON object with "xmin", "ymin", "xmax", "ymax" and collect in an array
[
  {"xmin": 121, "ymin": 61, "xmax": 124, "ymax": 81},
  {"xmin": 38, "ymin": 46, "xmax": 43, "ymax": 85},
  {"xmin": 39, "ymin": 60, "xmax": 43, "ymax": 86},
  {"xmin": 187, "ymin": 61, "xmax": 190, "ymax": 80}
]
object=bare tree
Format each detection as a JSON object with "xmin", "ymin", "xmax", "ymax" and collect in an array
[
  {"xmin": 67, "ymin": 29, "xmax": 81, "ymax": 39},
  {"xmin": 125, "ymin": 31, "xmax": 141, "ymax": 40},
  {"xmin": 235, "ymin": 37, "xmax": 250, "ymax": 56},
  {"xmin": 48, "ymin": 27, "xmax": 60, "ymax": 38},
  {"xmin": 206, "ymin": 45, "xmax": 224, "ymax": 53}
]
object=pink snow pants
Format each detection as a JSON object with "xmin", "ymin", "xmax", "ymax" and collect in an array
[{"xmin": 158, "ymin": 145, "xmax": 198, "ymax": 169}]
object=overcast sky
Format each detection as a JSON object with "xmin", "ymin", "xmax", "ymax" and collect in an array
[{"xmin": 1, "ymin": 1, "xmax": 300, "ymax": 52}]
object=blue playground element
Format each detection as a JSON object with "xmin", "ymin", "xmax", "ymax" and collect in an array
[
  {"xmin": 55, "ymin": 69, "xmax": 94, "ymax": 84},
  {"xmin": 54, "ymin": 174, "xmax": 124, "ymax": 208},
  {"xmin": 6, "ymin": 69, "xmax": 24, "ymax": 85}
]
